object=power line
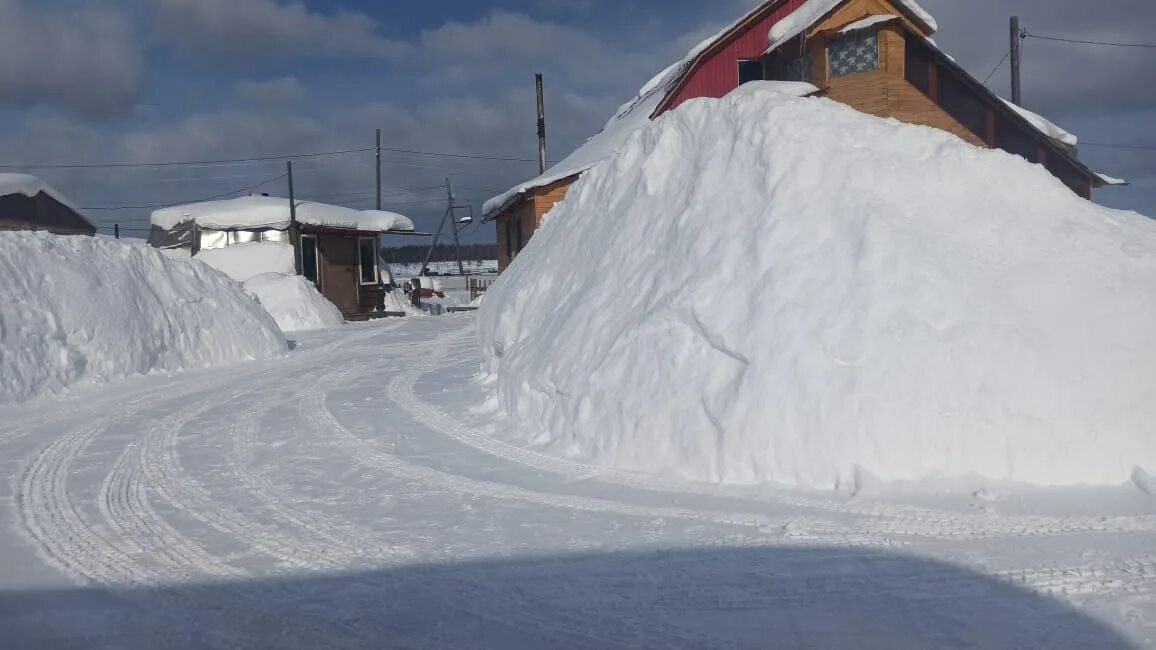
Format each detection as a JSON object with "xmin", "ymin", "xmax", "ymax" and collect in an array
[
  {"xmin": 1025, "ymin": 33, "xmax": 1156, "ymax": 49},
  {"xmin": 3, "ymin": 149, "xmax": 374, "ymax": 171},
  {"xmin": 80, "ymin": 173, "xmax": 287, "ymax": 210},
  {"xmin": 0, "ymin": 146, "xmax": 556, "ymax": 171},
  {"xmin": 982, "ymin": 49, "xmax": 1012, "ymax": 85}
]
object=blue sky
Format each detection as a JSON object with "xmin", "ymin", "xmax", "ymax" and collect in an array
[{"xmin": 1, "ymin": 0, "xmax": 1152, "ymax": 243}]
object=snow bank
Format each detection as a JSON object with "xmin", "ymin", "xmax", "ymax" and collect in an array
[
  {"xmin": 0, "ymin": 233, "xmax": 286, "ymax": 405},
  {"xmin": 478, "ymin": 82, "xmax": 1156, "ymax": 490},
  {"xmin": 195, "ymin": 241, "xmax": 295, "ymax": 282},
  {"xmin": 152, "ymin": 196, "xmax": 416, "ymax": 233},
  {"xmin": 243, "ymin": 273, "xmax": 344, "ymax": 332}
]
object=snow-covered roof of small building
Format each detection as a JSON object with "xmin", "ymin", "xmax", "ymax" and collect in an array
[
  {"xmin": 0, "ymin": 173, "xmax": 93, "ymax": 226},
  {"xmin": 1000, "ymin": 99, "xmax": 1079, "ymax": 148},
  {"xmin": 151, "ymin": 196, "xmax": 416, "ymax": 233},
  {"xmin": 485, "ymin": 0, "xmax": 936, "ymax": 217}
]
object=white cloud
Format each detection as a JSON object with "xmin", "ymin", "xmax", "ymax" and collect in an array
[
  {"xmin": 235, "ymin": 76, "xmax": 309, "ymax": 109},
  {"xmin": 0, "ymin": 0, "xmax": 142, "ymax": 115},
  {"xmin": 153, "ymin": 0, "xmax": 409, "ymax": 63}
]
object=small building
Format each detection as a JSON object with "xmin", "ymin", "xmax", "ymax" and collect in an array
[
  {"xmin": 149, "ymin": 196, "xmax": 424, "ymax": 321},
  {"xmin": 484, "ymin": 0, "xmax": 1124, "ymax": 271},
  {"xmin": 0, "ymin": 174, "xmax": 96, "ymax": 236}
]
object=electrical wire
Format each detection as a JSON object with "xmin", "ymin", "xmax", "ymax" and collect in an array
[
  {"xmin": 80, "ymin": 173, "xmax": 287, "ymax": 210},
  {"xmin": 982, "ymin": 49, "xmax": 1012, "ymax": 85},
  {"xmin": 1025, "ymin": 33, "xmax": 1156, "ymax": 49}
]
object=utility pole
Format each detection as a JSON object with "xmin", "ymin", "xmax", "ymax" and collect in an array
[
  {"xmin": 447, "ymin": 178, "xmax": 466, "ymax": 276},
  {"xmin": 287, "ymin": 160, "xmax": 300, "ymax": 274},
  {"xmin": 1010, "ymin": 16, "xmax": 1023, "ymax": 105},
  {"xmin": 114, "ymin": 224, "xmax": 119, "ymax": 239},
  {"xmin": 535, "ymin": 73, "xmax": 547, "ymax": 174},
  {"xmin": 375, "ymin": 128, "xmax": 382, "ymax": 211}
]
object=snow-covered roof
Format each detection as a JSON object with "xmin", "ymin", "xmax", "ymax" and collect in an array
[
  {"xmin": 1096, "ymin": 173, "xmax": 1128, "ymax": 186},
  {"xmin": 485, "ymin": 0, "xmax": 937, "ymax": 216},
  {"xmin": 151, "ymin": 196, "xmax": 417, "ymax": 233},
  {"xmin": 1000, "ymin": 99, "xmax": 1079, "ymax": 148},
  {"xmin": 839, "ymin": 14, "xmax": 899, "ymax": 34},
  {"xmin": 0, "ymin": 173, "xmax": 93, "ymax": 226}
]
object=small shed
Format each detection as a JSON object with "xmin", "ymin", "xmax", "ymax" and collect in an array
[
  {"xmin": 0, "ymin": 174, "xmax": 95, "ymax": 236},
  {"xmin": 149, "ymin": 196, "xmax": 426, "ymax": 321}
]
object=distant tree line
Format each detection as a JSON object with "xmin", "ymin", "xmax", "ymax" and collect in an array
[{"xmin": 380, "ymin": 243, "xmax": 498, "ymax": 264}]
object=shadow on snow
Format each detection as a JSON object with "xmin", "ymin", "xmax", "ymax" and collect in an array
[{"xmin": 0, "ymin": 545, "xmax": 1135, "ymax": 649}]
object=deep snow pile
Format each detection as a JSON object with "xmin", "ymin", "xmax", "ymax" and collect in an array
[
  {"xmin": 191, "ymin": 242, "xmax": 344, "ymax": 332},
  {"xmin": 242, "ymin": 273, "xmax": 345, "ymax": 332},
  {"xmin": 479, "ymin": 83, "xmax": 1156, "ymax": 490},
  {"xmin": 0, "ymin": 233, "xmax": 286, "ymax": 405},
  {"xmin": 195, "ymin": 242, "xmax": 295, "ymax": 282}
]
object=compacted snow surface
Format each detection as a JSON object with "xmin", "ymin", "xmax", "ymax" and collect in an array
[
  {"xmin": 0, "ymin": 316, "xmax": 1154, "ymax": 649},
  {"xmin": 479, "ymin": 83, "xmax": 1156, "ymax": 489},
  {"xmin": 0, "ymin": 233, "xmax": 286, "ymax": 405}
]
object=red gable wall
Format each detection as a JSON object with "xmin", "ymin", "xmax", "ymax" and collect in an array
[{"xmin": 663, "ymin": 0, "xmax": 809, "ymax": 114}]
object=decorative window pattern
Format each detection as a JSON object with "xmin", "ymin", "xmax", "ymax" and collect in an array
[
  {"xmin": 828, "ymin": 31, "xmax": 878, "ymax": 78},
  {"xmin": 783, "ymin": 55, "xmax": 813, "ymax": 82}
]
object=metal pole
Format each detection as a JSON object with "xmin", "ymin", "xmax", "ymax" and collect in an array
[
  {"xmin": 420, "ymin": 202, "xmax": 452, "ymax": 276},
  {"xmin": 535, "ymin": 73, "xmax": 547, "ymax": 174},
  {"xmin": 375, "ymin": 128, "xmax": 382, "ymax": 211},
  {"xmin": 1010, "ymin": 16, "xmax": 1023, "ymax": 105}
]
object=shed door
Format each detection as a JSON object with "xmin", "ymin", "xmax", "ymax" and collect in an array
[{"xmin": 319, "ymin": 236, "xmax": 359, "ymax": 315}]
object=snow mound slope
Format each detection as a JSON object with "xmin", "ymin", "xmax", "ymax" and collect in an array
[
  {"xmin": 0, "ymin": 233, "xmax": 287, "ymax": 406},
  {"xmin": 195, "ymin": 241, "xmax": 295, "ymax": 282},
  {"xmin": 244, "ymin": 273, "xmax": 345, "ymax": 332},
  {"xmin": 478, "ymin": 82, "xmax": 1156, "ymax": 490}
]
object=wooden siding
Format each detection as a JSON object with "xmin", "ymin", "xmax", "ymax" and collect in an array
[
  {"xmin": 0, "ymin": 192, "xmax": 95, "ymax": 236},
  {"xmin": 666, "ymin": 0, "xmax": 808, "ymax": 112},
  {"xmin": 494, "ymin": 175, "xmax": 577, "ymax": 272}
]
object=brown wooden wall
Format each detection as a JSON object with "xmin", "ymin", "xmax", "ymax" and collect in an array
[
  {"xmin": 0, "ymin": 193, "xmax": 96, "ymax": 236},
  {"xmin": 495, "ymin": 175, "xmax": 577, "ymax": 272}
]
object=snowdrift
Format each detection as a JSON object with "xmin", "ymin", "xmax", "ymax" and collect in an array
[
  {"xmin": 243, "ymin": 273, "xmax": 345, "ymax": 333},
  {"xmin": 191, "ymin": 242, "xmax": 344, "ymax": 333},
  {"xmin": 0, "ymin": 233, "xmax": 287, "ymax": 406},
  {"xmin": 478, "ymin": 83, "xmax": 1156, "ymax": 490}
]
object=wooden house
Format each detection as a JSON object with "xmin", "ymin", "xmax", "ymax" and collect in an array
[
  {"xmin": 484, "ymin": 0, "xmax": 1122, "ymax": 271},
  {"xmin": 0, "ymin": 174, "xmax": 95, "ymax": 236},
  {"xmin": 149, "ymin": 196, "xmax": 423, "ymax": 321}
]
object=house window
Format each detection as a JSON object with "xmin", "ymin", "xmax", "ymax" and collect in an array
[
  {"xmin": 829, "ymin": 30, "xmax": 878, "ymax": 78},
  {"xmin": 738, "ymin": 59, "xmax": 765, "ymax": 85},
  {"xmin": 358, "ymin": 236, "xmax": 379, "ymax": 285},
  {"xmin": 300, "ymin": 234, "xmax": 320, "ymax": 286},
  {"xmin": 782, "ymin": 54, "xmax": 813, "ymax": 82}
]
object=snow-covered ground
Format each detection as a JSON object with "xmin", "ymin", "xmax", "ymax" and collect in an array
[{"xmin": 0, "ymin": 315, "xmax": 1153, "ymax": 648}]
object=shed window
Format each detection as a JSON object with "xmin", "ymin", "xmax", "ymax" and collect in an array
[
  {"xmin": 358, "ymin": 237, "xmax": 379, "ymax": 285},
  {"xmin": 829, "ymin": 30, "xmax": 878, "ymax": 78},
  {"xmin": 738, "ymin": 59, "xmax": 765, "ymax": 85},
  {"xmin": 300, "ymin": 234, "xmax": 319, "ymax": 286}
]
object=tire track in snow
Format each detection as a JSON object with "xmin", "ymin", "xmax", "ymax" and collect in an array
[{"xmin": 398, "ymin": 324, "xmax": 1156, "ymax": 543}]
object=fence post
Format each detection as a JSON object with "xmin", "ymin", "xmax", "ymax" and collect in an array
[{"xmin": 114, "ymin": 224, "xmax": 120, "ymax": 239}]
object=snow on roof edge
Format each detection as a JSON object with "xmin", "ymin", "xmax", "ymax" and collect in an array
[
  {"xmin": 0, "ymin": 173, "xmax": 94, "ymax": 228},
  {"xmin": 839, "ymin": 14, "xmax": 899, "ymax": 33},
  {"xmin": 151, "ymin": 196, "xmax": 417, "ymax": 234},
  {"xmin": 999, "ymin": 98, "xmax": 1079, "ymax": 148},
  {"xmin": 1096, "ymin": 173, "xmax": 1128, "ymax": 186}
]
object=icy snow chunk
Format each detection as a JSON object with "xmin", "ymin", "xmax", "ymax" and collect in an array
[
  {"xmin": 0, "ymin": 232, "xmax": 286, "ymax": 405},
  {"xmin": 244, "ymin": 273, "xmax": 344, "ymax": 333},
  {"xmin": 479, "ymin": 82, "xmax": 1156, "ymax": 490},
  {"xmin": 195, "ymin": 241, "xmax": 295, "ymax": 283}
]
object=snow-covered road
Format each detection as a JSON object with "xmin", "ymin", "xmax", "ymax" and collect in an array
[{"xmin": 1, "ymin": 316, "xmax": 1153, "ymax": 649}]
